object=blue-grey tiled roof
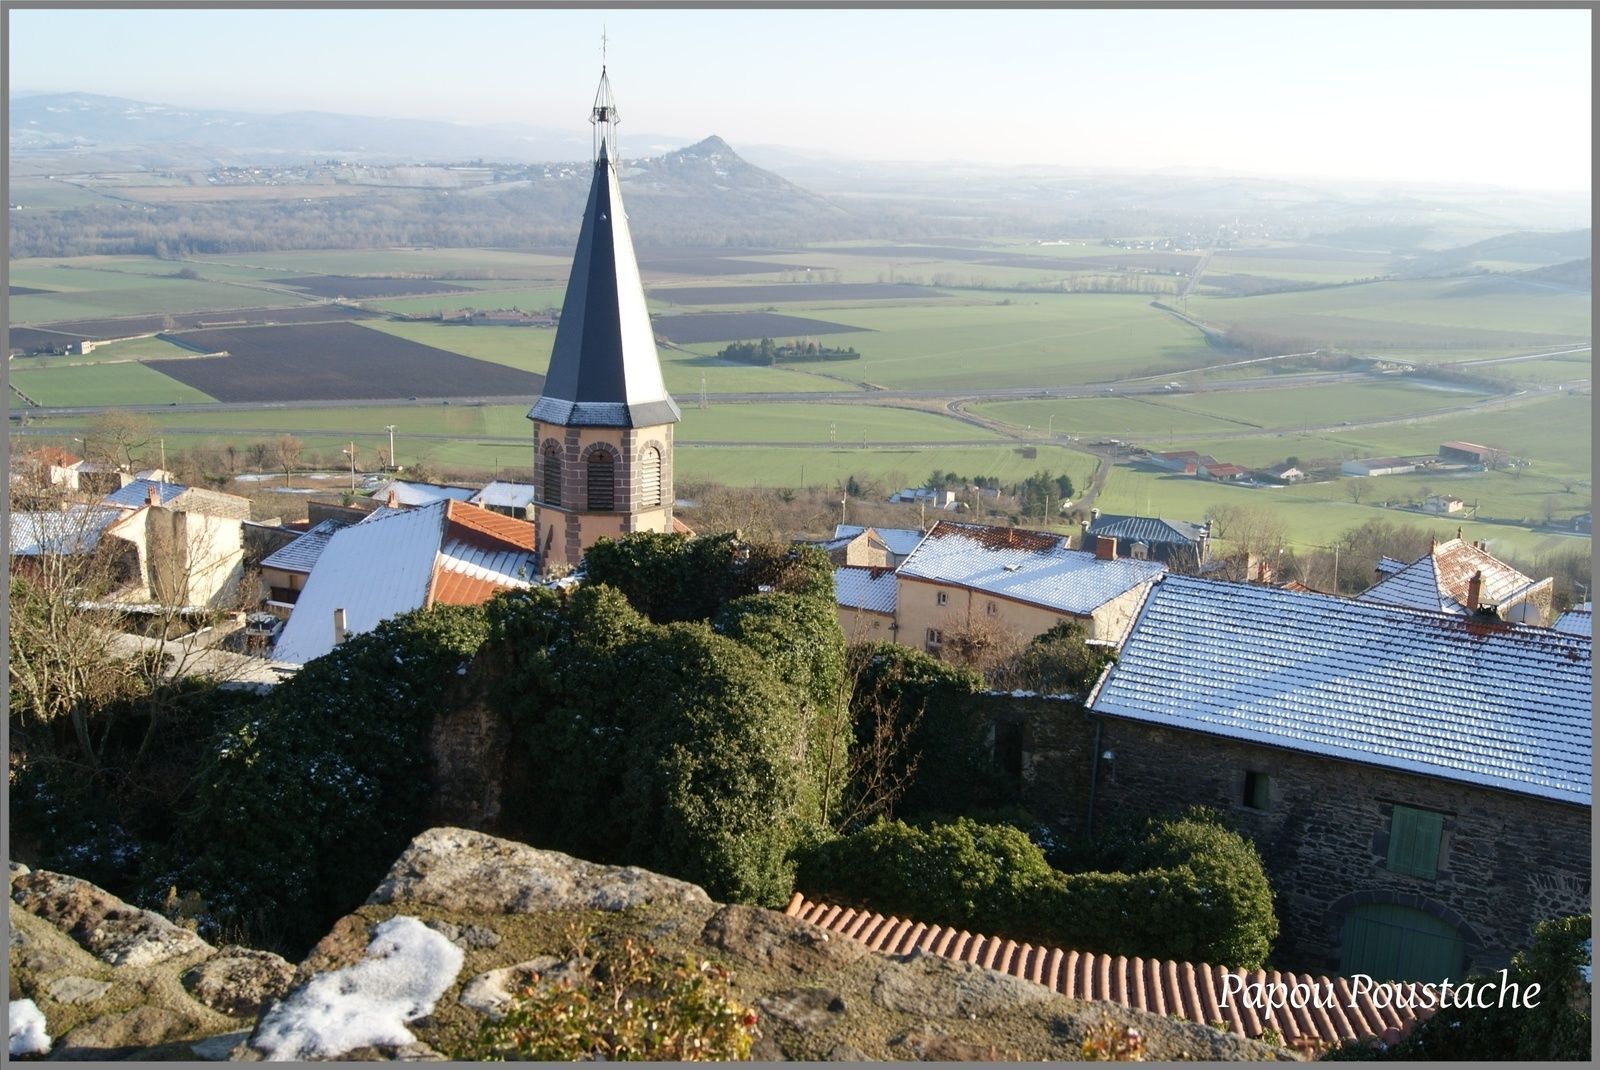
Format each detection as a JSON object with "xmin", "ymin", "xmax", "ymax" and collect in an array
[
  {"xmin": 259, "ymin": 519, "xmax": 348, "ymax": 574},
  {"xmin": 1085, "ymin": 514, "xmax": 1206, "ymax": 547},
  {"xmin": 102, "ymin": 479, "xmax": 185, "ymax": 509},
  {"xmin": 1091, "ymin": 574, "xmax": 1592, "ymax": 805}
]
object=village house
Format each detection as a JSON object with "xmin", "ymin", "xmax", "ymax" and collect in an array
[
  {"xmin": 892, "ymin": 520, "xmax": 1164, "ymax": 653},
  {"xmin": 1009, "ymin": 575, "xmax": 1591, "ymax": 983},
  {"xmin": 468, "ymin": 480, "xmax": 539, "ymax": 520},
  {"xmin": 1197, "ymin": 460, "xmax": 1249, "ymax": 482},
  {"xmin": 272, "ymin": 499, "xmax": 536, "ymax": 665},
  {"xmin": 1259, "ymin": 462, "xmax": 1305, "ymax": 484},
  {"xmin": 257, "ymin": 518, "xmax": 350, "ymax": 617},
  {"xmin": 815, "ymin": 524, "xmax": 925, "ymax": 568},
  {"xmin": 1357, "ymin": 536, "xmax": 1552, "ymax": 625},
  {"xmin": 1422, "ymin": 494, "xmax": 1466, "ymax": 515},
  {"xmin": 832, "ymin": 564, "xmax": 898, "ymax": 643},
  {"xmin": 1082, "ymin": 513, "xmax": 1209, "ymax": 570},
  {"xmin": 1145, "ymin": 450, "xmax": 1214, "ymax": 475}
]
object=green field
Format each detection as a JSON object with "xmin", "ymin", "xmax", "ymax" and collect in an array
[
  {"xmin": 672, "ymin": 441, "xmax": 1097, "ymax": 492},
  {"xmin": 10, "ymin": 362, "xmax": 216, "ymax": 406},
  {"xmin": 194, "ymin": 248, "xmax": 570, "ymax": 277},
  {"xmin": 704, "ymin": 294, "xmax": 1218, "ymax": 389},
  {"xmin": 676, "ymin": 404, "xmax": 1003, "ymax": 444},
  {"xmin": 9, "ymin": 334, "xmax": 198, "ymax": 365},
  {"xmin": 1186, "ymin": 276, "xmax": 1591, "ymax": 360},
  {"xmin": 8, "ymin": 263, "xmax": 309, "ymax": 323},
  {"xmin": 1093, "ymin": 463, "xmax": 1584, "ymax": 559},
  {"xmin": 970, "ymin": 396, "xmax": 1250, "ymax": 437},
  {"xmin": 364, "ymin": 286, "xmax": 567, "ymax": 315}
]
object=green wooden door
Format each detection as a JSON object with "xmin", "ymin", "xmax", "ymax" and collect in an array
[{"xmin": 1340, "ymin": 903, "xmax": 1466, "ymax": 982}]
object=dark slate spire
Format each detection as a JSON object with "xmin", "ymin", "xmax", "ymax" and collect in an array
[{"xmin": 528, "ymin": 70, "xmax": 680, "ymax": 429}]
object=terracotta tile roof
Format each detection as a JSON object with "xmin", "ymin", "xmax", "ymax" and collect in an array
[
  {"xmin": 12, "ymin": 446, "xmax": 82, "ymax": 469},
  {"xmin": 783, "ymin": 894, "xmax": 1438, "ymax": 1050},
  {"xmin": 444, "ymin": 499, "xmax": 534, "ymax": 552},
  {"xmin": 672, "ymin": 516, "xmax": 697, "ymax": 537},
  {"xmin": 1359, "ymin": 538, "xmax": 1549, "ymax": 616},
  {"xmin": 429, "ymin": 566, "xmax": 522, "ymax": 606}
]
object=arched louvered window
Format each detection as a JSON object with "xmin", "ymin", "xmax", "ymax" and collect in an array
[
  {"xmin": 587, "ymin": 452, "xmax": 615, "ymax": 511},
  {"xmin": 640, "ymin": 446, "xmax": 662, "ymax": 508},
  {"xmin": 541, "ymin": 441, "xmax": 562, "ymax": 506}
]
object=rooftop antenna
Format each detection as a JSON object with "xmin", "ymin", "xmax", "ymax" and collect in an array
[{"xmin": 591, "ymin": 31, "xmax": 619, "ymax": 162}]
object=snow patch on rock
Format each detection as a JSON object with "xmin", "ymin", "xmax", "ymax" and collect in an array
[
  {"xmin": 9, "ymin": 998, "xmax": 51, "ymax": 1057},
  {"xmin": 249, "ymin": 916, "xmax": 462, "ymax": 1061}
]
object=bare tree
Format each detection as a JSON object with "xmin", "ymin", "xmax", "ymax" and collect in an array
[
  {"xmin": 245, "ymin": 441, "xmax": 272, "ymax": 472},
  {"xmin": 85, "ymin": 410, "xmax": 156, "ymax": 471},
  {"xmin": 1344, "ymin": 477, "xmax": 1372, "ymax": 504},
  {"xmin": 815, "ymin": 654, "xmax": 926, "ymax": 833},
  {"xmin": 276, "ymin": 434, "xmax": 304, "ymax": 475}
]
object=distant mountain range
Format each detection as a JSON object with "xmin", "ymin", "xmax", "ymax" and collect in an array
[{"xmin": 9, "ymin": 92, "xmax": 694, "ymax": 166}]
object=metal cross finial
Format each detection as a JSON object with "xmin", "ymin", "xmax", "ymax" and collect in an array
[{"xmin": 602, "ymin": 25, "xmax": 608, "ymax": 65}]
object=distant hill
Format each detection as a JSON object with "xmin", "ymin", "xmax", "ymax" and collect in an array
[
  {"xmin": 1517, "ymin": 257, "xmax": 1591, "ymax": 288},
  {"xmin": 8, "ymin": 91, "xmax": 691, "ymax": 166},
  {"xmin": 1398, "ymin": 228, "xmax": 1593, "ymax": 276}
]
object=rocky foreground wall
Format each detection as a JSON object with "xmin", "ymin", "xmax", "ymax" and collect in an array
[{"xmin": 8, "ymin": 828, "xmax": 1293, "ymax": 1061}]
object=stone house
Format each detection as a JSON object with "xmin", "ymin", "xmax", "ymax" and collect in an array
[
  {"xmin": 1007, "ymin": 574, "xmax": 1591, "ymax": 983},
  {"xmin": 893, "ymin": 521, "xmax": 1164, "ymax": 654},
  {"xmin": 1081, "ymin": 513, "xmax": 1209, "ymax": 570},
  {"xmin": 1358, "ymin": 537, "xmax": 1552, "ymax": 626},
  {"xmin": 832, "ymin": 565, "xmax": 898, "ymax": 643}
]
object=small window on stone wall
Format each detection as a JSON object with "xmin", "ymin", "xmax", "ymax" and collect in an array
[
  {"xmin": 936, "ymin": 591, "xmax": 948, "ymax": 606},
  {"xmin": 1243, "ymin": 770, "xmax": 1270, "ymax": 810}
]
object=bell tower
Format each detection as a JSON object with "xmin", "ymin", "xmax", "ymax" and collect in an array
[{"xmin": 529, "ymin": 66, "xmax": 682, "ymax": 572}]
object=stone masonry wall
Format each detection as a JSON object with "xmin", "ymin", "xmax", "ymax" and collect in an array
[{"xmin": 1004, "ymin": 698, "xmax": 1591, "ymax": 975}]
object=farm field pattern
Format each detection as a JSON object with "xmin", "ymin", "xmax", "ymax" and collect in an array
[{"xmin": 8, "ymin": 239, "xmax": 1589, "ymax": 553}]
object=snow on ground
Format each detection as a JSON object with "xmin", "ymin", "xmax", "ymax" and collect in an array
[
  {"xmin": 9, "ymin": 999, "xmax": 51, "ymax": 1057},
  {"xmin": 250, "ymin": 915, "xmax": 464, "ymax": 1061}
]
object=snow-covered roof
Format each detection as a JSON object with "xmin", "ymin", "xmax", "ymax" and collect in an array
[
  {"xmin": 1359, "ymin": 538, "xmax": 1548, "ymax": 616},
  {"xmin": 1554, "ymin": 606, "xmax": 1593, "ymax": 638},
  {"xmin": 1084, "ymin": 514, "xmax": 1206, "ymax": 547},
  {"xmin": 834, "ymin": 524, "xmax": 926, "ymax": 558},
  {"xmin": 271, "ymin": 500, "xmax": 534, "ymax": 666},
  {"xmin": 9, "ymin": 506, "xmax": 121, "ymax": 556},
  {"xmin": 272, "ymin": 505, "xmax": 446, "ymax": 665},
  {"xmin": 834, "ymin": 566, "xmax": 898, "ymax": 615},
  {"xmin": 102, "ymin": 478, "xmax": 185, "ymax": 509},
  {"xmin": 259, "ymin": 519, "xmax": 349, "ymax": 574},
  {"xmin": 368, "ymin": 480, "xmax": 477, "ymax": 506},
  {"xmin": 1091, "ymin": 574, "xmax": 1592, "ymax": 805},
  {"xmin": 898, "ymin": 521, "xmax": 1165, "ymax": 616},
  {"xmin": 468, "ymin": 481, "xmax": 538, "ymax": 510}
]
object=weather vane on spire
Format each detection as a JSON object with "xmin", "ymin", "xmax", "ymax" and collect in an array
[{"xmin": 590, "ymin": 32, "xmax": 619, "ymax": 163}]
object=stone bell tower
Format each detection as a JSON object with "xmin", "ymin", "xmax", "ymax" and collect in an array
[{"xmin": 528, "ymin": 67, "xmax": 681, "ymax": 572}]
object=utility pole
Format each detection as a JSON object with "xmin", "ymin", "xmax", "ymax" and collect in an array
[
  {"xmin": 384, "ymin": 425, "xmax": 396, "ymax": 470},
  {"xmin": 344, "ymin": 441, "xmax": 357, "ymax": 492},
  {"xmin": 840, "ymin": 497, "xmax": 847, "ymax": 527}
]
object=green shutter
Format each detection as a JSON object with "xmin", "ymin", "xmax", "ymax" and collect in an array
[
  {"xmin": 1387, "ymin": 805, "xmax": 1444, "ymax": 879},
  {"xmin": 1341, "ymin": 903, "xmax": 1465, "ymax": 982}
]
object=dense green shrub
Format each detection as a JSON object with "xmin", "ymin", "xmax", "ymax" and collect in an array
[
  {"xmin": 484, "ymin": 577, "xmax": 823, "ymax": 907},
  {"xmin": 714, "ymin": 593, "xmax": 849, "ymax": 834},
  {"xmin": 1325, "ymin": 913, "xmax": 1592, "ymax": 1062},
  {"xmin": 795, "ymin": 809, "xmax": 1279, "ymax": 969},
  {"xmin": 993, "ymin": 619, "xmax": 1116, "ymax": 695},
  {"xmin": 844, "ymin": 643, "xmax": 1011, "ymax": 820},
  {"xmin": 583, "ymin": 532, "xmax": 832, "ymax": 624},
  {"xmin": 157, "ymin": 605, "xmax": 490, "ymax": 952}
]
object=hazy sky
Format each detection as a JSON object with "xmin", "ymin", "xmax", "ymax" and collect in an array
[{"xmin": 8, "ymin": 6, "xmax": 1592, "ymax": 189}]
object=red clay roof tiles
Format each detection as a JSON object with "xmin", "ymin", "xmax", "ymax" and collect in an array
[{"xmin": 784, "ymin": 893, "xmax": 1439, "ymax": 1052}]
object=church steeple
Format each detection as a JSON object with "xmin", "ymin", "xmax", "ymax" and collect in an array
[
  {"xmin": 528, "ymin": 65, "xmax": 681, "ymax": 574},
  {"xmin": 528, "ymin": 67, "xmax": 680, "ymax": 430}
]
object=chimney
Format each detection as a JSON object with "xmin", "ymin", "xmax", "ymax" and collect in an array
[
  {"xmin": 1465, "ymin": 570, "xmax": 1483, "ymax": 612},
  {"xmin": 333, "ymin": 607, "xmax": 348, "ymax": 644},
  {"xmin": 146, "ymin": 484, "xmax": 160, "ymax": 506},
  {"xmin": 387, "ymin": 489, "xmax": 398, "ymax": 508},
  {"xmin": 1091, "ymin": 508, "xmax": 1101, "ymax": 520},
  {"xmin": 1095, "ymin": 535, "xmax": 1117, "ymax": 561}
]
